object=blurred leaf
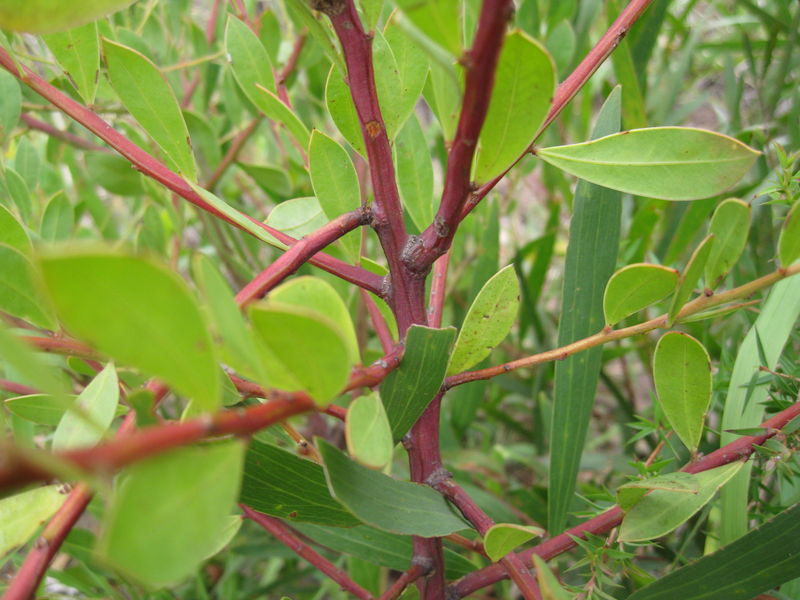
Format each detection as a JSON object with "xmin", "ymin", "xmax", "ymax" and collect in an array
[
  {"xmin": 0, "ymin": 325, "xmax": 68, "ymax": 397},
  {"xmin": 617, "ymin": 472, "xmax": 699, "ymax": 512},
  {"xmin": 254, "ymin": 84, "xmax": 310, "ymax": 149},
  {"xmin": 238, "ymin": 163, "xmax": 292, "ymax": 198},
  {"xmin": 0, "ymin": 68, "xmax": 21, "ymax": 140},
  {"xmin": 667, "ymin": 234, "xmax": 714, "ymax": 325},
  {"xmin": 779, "ymin": 201, "xmax": 800, "ymax": 266},
  {"xmin": 0, "ymin": 0, "xmax": 134, "ymax": 33},
  {"xmin": 84, "ymin": 153, "xmax": 145, "ymax": 196},
  {"xmin": 0, "ymin": 203, "xmax": 31, "ymax": 255},
  {"xmin": 0, "ymin": 244, "xmax": 56, "ymax": 329},
  {"xmin": 538, "ymin": 128, "xmax": 760, "ymax": 201},
  {"xmin": 395, "ymin": 113, "xmax": 434, "ymax": 232},
  {"xmin": 533, "ymin": 554, "xmax": 576, "ymax": 600},
  {"xmin": 52, "ymin": 362, "xmax": 118, "ymax": 450},
  {"xmin": 266, "ymin": 196, "xmax": 328, "ymax": 238},
  {"xmin": 483, "ymin": 523, "xmax": 543, "ymax": 561},
  {"xmin": 225, "ymin": 16, "xmax": 276, "ymax": 111},
  {"xmin": 705, "ymin": 198, "xmax": 750, "ymax": 288},
  {"xmin": 43, "ymin": 22, "xmax": 100, "ymax": 104},
  {"xmin": 394, "ymin": 0, "xmax": 461, "ymax": 55},
  {"xmin": 0, "ymin": 485, "xmax": 66, "ymax": 556},
  {"xmin": 346, "ymin": 392, "xmax": 394, "ymax": 469},
  {"xmin": 40, "ymin": 192, "xmax": 74, "ymax": 242},
  {"xmin": 603, "ymin": 263, "xmax": 678, "ymax": 326},
  {"xmin": 5, "ymin": 394, "xmax": 72, "ymax": 425}
]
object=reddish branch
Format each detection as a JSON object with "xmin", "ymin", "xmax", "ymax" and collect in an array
[
  {"xmin": 360, "ymin": 289, "xmax": 395, "ymax": 354},
  {"xmin": 405, "ymin": 0, "xmax": 514, "ymax": 273},
  {"xmin": 378, "ymin": 562, "xmax": 430, "ymax": 600},
  {"xmin": 448, "ymin": 397, "xmax": 800, "ymax": 597},
  {"xmin": 204, "ymin": 116, "xmax": 263, "ymax": 190},
  {"xmin": 242, "ymin": 506, "xmax": 373, "ymax": 600},
  {"xmin": 0, "ymin": 379, "xmax": 38, "ymax": 396},
  {"xmin": 21, "ymin": 114, "xmax": 108, "ymax": 153}
]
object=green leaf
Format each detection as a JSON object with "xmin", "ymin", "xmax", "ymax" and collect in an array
[
  {"xmin": 779, "ymin": 200, "xmax": 800, "ymax": 266},
  {"xmin": 447, "ymin": 265, "xmax": 520, "ymax": 375},
  {"xmin": 537, "ymin": 127, "xmax": 760, "ymax": 201},
  {"xmin": 0, "ymin": 0, "xmax": 134, "ymax": 33},
  {"xmin": 5, "ymin": 394, "xmax": 72, "ymax": 425},
  {"xmin": 603, "ymin": 263, "xmax": 678, "ymax": 326},
  {"xmin": 395, "ymin": 113, "xmax": 434, "ymax": 232},
  {"xmin": 103, "ymin": 39, "xmax": 197, "ymax": 181},
  {"xmin": 319, "ymin": 439, "xmax": 467, "ymax": 537},
  {"xmin": 619, "ymin": 462, "xmax": 742, "ymax": 542},
  {"xmin": 346, "ymin": 392, "xmax": 394, "ymax": 469},
  {"xmin": 0, "ymin": 203, "xmax": 32, "ymax": 255},
  {"xmin": 425, "ymin": 60, "xmax": 461, "ymax": 142},
  {"xmin": 653, "ymin": 332, "xmax": 712, "ymax": 452},
  {"xmin": 254, "ymin": 84, "xmax": 310, "ymax": 149},
  {"xmin": 483, "ymin": 523, "xmax": 544, "ymax": 562},
  {"xmin": 52, "ymin": 362, "xmax": 119, "ymax": 450},
  {"xmin": 40, "ymin": 192, "xmax": 75, "ymax": 242},
  {"xmin": 667, "ymin": 234, "xmax": 714, "ymax": 325},
  {"xmin": 474, "ymin": 31, "xmax": 556, "ymax": 183},
  {"xmin": 97, "ymin": 441, "xmax": 245, "ymax": 587},
  {"xmin": 381, "ymin": 23, "xmax": 428, "ymax": 137},
  {"xmin": 704, "ymin": 198, "xmax": 750, "ymax": 288},
  {"xmin": 43, "ymin": 22, "xmax": 100, "ymax": 104},
  {"xmin": 0, "ymin": 325, "xmax": 68, "ymax": 398},
  {"xmin": 325, "ymin": 66, "xmax": 365, "ymax": 156},
  {"xmin": 238, "ymin": 163, "xmax": 292, "ymax": 199},
  {"xmin": 533, "ymin": 554, "xmax": 576, "ymax": 600},
  {"xmin": 0, "ymin": 243, "xmax": 56, "ymax": 329},
  {"xmin": 39, "ymin": 249, "xmax": 221, "ymax": 412},
  {"xmin": 549, "ymin": 88, "xmax": 622, "ymax": 535},
  {"xmin": 394, "ymin": 0, "xmax": 461, "ymax": 55},
  {"xmin": 381, "ymin": 325, "xmax": 455, "ymax": 441},
  {"xmin": 84, "ymin": 153, "xmax": 145, "ymax": 196},
  {"xmin": 268, "ymin": 276, "xmax": 359, "ymax": 364},
  {"xmin": 225, "ymin": 16, "xmax": 276, "ymax": 111},
  {"xmin": 628, "ymin": 503, "xmax": 800, "ymax": 600},
  {"xmin": 265, "ymin": 196, "xmax": 328, "ymax": 239},
  {"xmin": 308, "ymin": 130, "xmax": 361, "ymax": 261},
  {"xmin": 249, "ymin": 303, "xmax": 352, "ymax": 405},
  {"xmin": 240, "ymin": 439, "xmax": 360, "ymax": 527},
  {"xmin": 0, "ymin": 485, "xmax": 66, "ymax": 556},
  {"xmin": 617, "ymin": 472, "xmax": 699, "ymax": 512},
  {"xmin": 0, "ymin": 61, "xmax": 21, "ymax": 139}
]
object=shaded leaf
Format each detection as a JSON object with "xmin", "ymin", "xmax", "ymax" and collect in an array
[
  {"xmin": 225, "ymin": 16, "xmax": 275, "ymax": 111},
  {"xmin": 0, "ymin": 485, "xmax": 66, "ymax": 556},
  {"xmin": 0, "ymin": 243, "xmax": 56, "ymax": 329},
  {"xmin": 533, "ymin": 554, "xmax": 575, "ymax": 600},
  {"xmin": 325, "ymin": 66, "xmax": 365, "ymax": 156},
  {"xmin": 0, "ymin": 68, "xmax": 21, "ymax": 140},
  {"xmin": 40, "ymin": 192, "xmax": 74, "ymax": 242},
  {"xmin": 255, "ymin": 84, "xmax": 310, "ymax": 149},
  {"xmin": 0, "ymin": 204, "xmax": 31, "ymax": 255},
  {"xmin": 394, "ymin": 0, "xmax": 461, "ymax": 55},
  {"xmin": 395, "ymin": 113, "xmax": 434, "ymax": 232},
  {"xmin": 603, "ymin": 263, "xmax": 678, "ymax": 326}
]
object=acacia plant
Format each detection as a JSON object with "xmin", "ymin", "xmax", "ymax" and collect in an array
[{"xmin": 0, "ymin": 0, "xmax": 799, "ymax": 598}]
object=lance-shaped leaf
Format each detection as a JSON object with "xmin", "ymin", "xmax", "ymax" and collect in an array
[
  {"xmin": 97, "ymin": 441, "xmax": 245, "ymax": 587},
  {"xmin": 255, "ymin": 84, "xmax": 310, "ymax": 149},
  {"xmin": 617, "ymin": 472, "xmax": 699, "ymax": 512},
  {"xmin": 667, "ymin": 234, "xmax": 714, "ymax": 325},
  {"xmin": 240, "ymin": 440, "xmax": 360, "ymax": 527},
  {"xmin": 0, "ymin": 485, "xmax": 66, "ymax": 555},
  {"xmin": 325, "ymin": 66, "xmax": 366, "ymax": 156},
  {"xmin": 779, "ymin": 201, "xmax": 800, "ymax": 266},
  {"xmin": 483, "ymin": 523, "xmax": 544, "ymax": 562},
  {"xmin": 394, "ymin": 0, "xmax": 461, "ymax": 55},
  {"xmin": 381, "ymin": 23, "xmax": 428, "ymax": 137},
  {"xmin": 627, "ymin": 503, "xmax": 800, "ymax": 600},
  {"xmin": 653, "ymin": 332, "xmax": 712, "ymax": 452},
  {"xmin": 52, "ymin": 362, "xmax": 119, "ymax": 450},
  {"xmin": 537, "ymin": 127, "xmax": 759, "ymax": 201},
  {"xmin": 346, "ymin": 392, "xmax": 394, "ymax": 470},
  {"xmin": 381, "ymin": 325, "xmax": 455, "ymax": 442},
  {"xmin": 0, "ymin": 243, "xmax": 56, "ymax": 329},
  {"xmin": 319, "ymin": 440, "xmax": 467, "ymax": 537},
  {"xmin": 395, "ymin": 114, "xmax": 434, "ymax": 232},
  {"xmin": 474, "ymin": 31, "xmax": 556, "ymax": 183},
  {"xmin": 704, "ymin": 198, "xmax": 750, "ymax": 288},
  {"xmin": 448, "ymin": 265, "xmax": 520, "ymax": 375},
  {"xmin": 43, "ymin": 22, "xmax": 100, "ymax": 104},
  {"xmin": 603, "ymin": 263, "xmax": 678, "ymax": 326},
  {"xmin": 103, "ymin": 39, "xmax": 197, "ymax": 181},
  {"xmin": 39, "ymin": 249, "xmax": 220, "ymax": 412},
  {"xmin": 619, "ymin": 462, "xmax": 742, "ymax": 542},
  {"xmin": 0, "ymin": 0, "xmax": 135, "ymax": 33},
  {"xmin": 225, "ymin": 16, "xmax": 275, "ymax": 110},
  {"xmin": 250, "ymin": 303, "xmax": 352, "ymax": 405}
]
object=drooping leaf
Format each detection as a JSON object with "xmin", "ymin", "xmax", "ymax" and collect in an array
[
  {"xmin": 619, "ymin": 462, "xmax": 742, "ymax": 542},
  {"xmin": 394, "ymin": 0, "xmax": 461, "ymax": 55},
  {"xmin": 52, "ymin": 362, "xmax": 119, "ymax": 450},
  {"xmin": 0, "ymin": 0, "xmax": 135, "ymax": 33},
  {"xmin": 704, "ymin": 198, "xmax": 750, "ymax": 288},
  {"xmin": 667, "ymin": 234, "xmax": 714, "ymax": 325},
  {"xmin": 533, "ymin": 554, "xmax": 576, "ymax": 600},
  {"xmin": 0, "ymin": 68, "xmax": 21, "ymax": 140},
  {"xmin": 240, "ymin": 439, "xmax": 360, "ymax": 527},
  {"xmin": 779, "ymin": 201, "xmax": 800, "ymax": 266},
  {"xmin": 447, "ymin": 265, "xmax": 520, "ymax": 375},
  {"xmin": 381, "ymin": 325, "xmax": 455, "ymax": 442},
  {"xmin": 537, "ymin": 128, "xmax": 760, "ymax": 201},
  {"xmin": 43, "ymin": 22, "xmax": 100, "ymax": 104},
  {"xmin": 617, "ymin": 472, "xmax": 699, "ymax": 512},
  {"xmin": 97, "ymin": 441, "xmax": 245, "ymax": 587},
  {"xmin": 39, "ymin": 249, "xmax": 221, "ymax": 412},
  {"xmin": 395, "ymin": 113, "xmax": 434, "ymax": 232},
  {"xmin": 319, "ymin": 440, "xmax": 467, "ymax": 537},
  {"xmin": 603, "ymin": 263, "xmax": 678, "ymax": 326},
  {"xmin": 250, "ymin": 303, "xmax": 352, "ymax": 405},
  {"xmin": 483, "ymin": 523, "xmax": 544, "ymax": 562},
  {"xmin": 254, "ymin": 84, "xmax": 310, "ymax": 149},
  {"xmin": 0, "ymin": 243, "xmax": 56, "ymax": 329},
  {"xmin": 473, "ymin": 31, "xmax": 555, "ymax": 183},
  {"xmin": 549, "ymin": 88, "xmax": 622, "ymax": 535},
  {"xmin": 627, "ymin": 503, "xmax": 800, "ymax": 600},
  {"xmin": 225, "ymin": 16, "xmax": 276, "ymax": 111},
  {"xmin": 346, "ymin": 392, "xmax": 394, "ymax": 470},
  {"xmin": 0, "ymin": 485, "xmax": 66, "ymax": 556},
  {"xmin": 103, "ymin": 39, "xmax": 197, "ymax": 181},
  {"xmin": 653, "ymin": 332, "xmax": 712, "ymax": 452}
]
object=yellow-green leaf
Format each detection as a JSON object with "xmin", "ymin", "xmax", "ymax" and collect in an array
[
  {"xmin": 603, "ymin": 263, "xmax": 678, "ymax": 326},
  {"xmin": 0, "ymin": 0, "xmax": 135, "ymax": 33},
  {"xmin": 704, "ymin": 198, "xmax": 750, "ymax": 288},
  {"xmin": 483, "ymin": 523, "xmax": 544, "ymax": 562},
  {"xmin": 346, "ymin": 392, "xmax": 394, "ymax": 470}
]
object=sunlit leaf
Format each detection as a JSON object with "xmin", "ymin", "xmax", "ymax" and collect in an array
[
  {"xmin": 483, "ymin": 523, "xmax": 544, "ymax": 562},
  {"xmin": 617, "ymin": 472, "xmax": 699, "ymax": 512},
  {"xmin": 0, "ymin": 485, "xmax": 66, "ymax": 555},
  {"xmin": 0, "ymin": 0, "xmax": 135, "ymax": 33},
  {"xmin": 704, "ymin": 198, "xmax": 750, "ymax": 288},
  {"xmin": 52, "ymin": 362, "xmax": 119, "ymax": 450},
  {"xmin": 43, "ymin": 22, "xmax": 100, "ymax": 104},
  {"xmin": 603, "ymin": 263, "xmax": 678, "ymax": 326}
]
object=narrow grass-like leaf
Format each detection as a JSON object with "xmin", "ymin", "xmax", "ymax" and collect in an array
[
  {"xmin": 617, "ymin": 472, "xmax": 699, "ymax": 512},
  {"xmin": 619, "ymin": 462, "xmax": 742, "ymax": 542},
  {"xmin": 103, "ymin": 39, "xmax": 197, "ymax": 181},
  {"xmin": 44, "ymin": 23, "xmax": 100, "ymax": 104},
  {"xmin": 346, "ymin": 392, "xmax": 394, "ymax": 470},
  {"xmin": 39, "ymin": 249, "xmax": 220, "ymax": 411},
  {"xmin": 779, "ymin": 201, "xmax": 800, "ymax": 266},
  {"xmin": 537, "ymin": 127, "xmax": 760, "ymax": 201},
  {"xmin": 319, "ymin": 440, "xmax": 467, "ymax": 537},
  {"xmin": 97, "ymin": 441, "xmax": 245, "ymax": 587},
  {"xmin": 483, "ymin": 523, "xmax": 544, "ymax": 562},
  {"xmin": 0, "ymin": 485, "xmax": 66, "ymax": 555},
  {"xmin": 447, "ymin": 265, "xmax": 520, "ymax": 375},
  {"xmin": 52, "ymin": 362, "xmax": 118, "ymax": 450},
  {"xmin": 474, "ymin": 31, "xmax": 556, "ymax": 183},
  {"xmin": 705, "ymin": 198, "xmax": 750, "ymax": 288},
  {"xmin": 381, "ymin": 325, "xmax": 455, "ymax": 441},
  {"xmin": 254, "ymin": 84, "xmax": 310, "ymax": 149},
  {"xmin": 667, "ymin": 234, "xmax": 714, "ymax": 325},
  {"xmin": 654, "ymin": 332, "xmax": 712, "ymax": 452},
  {"xmin": 0, "ymin": 0, "xmax": 134, "ymax": 33},
  {"xmin": 225, "ymin": 16, "xmax": 275, "ymax": 110},
  {"xmin": 603, "ymin": 263, "xmax": 678, "ymax": 326}
]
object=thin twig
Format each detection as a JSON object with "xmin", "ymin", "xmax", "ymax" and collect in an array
[{"xmin": 21, "ymin": 114, "xmax": 109, "ymax": 153}]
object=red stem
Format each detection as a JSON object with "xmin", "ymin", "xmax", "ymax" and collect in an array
[
  {"xmin": 206, "ymin": 0, "xmax": 222, "ymax": 45},
  {"xmin": 0, "ymin": 379, "xmax": 38, "ymax": 396},
  {"xmin": 241, "ymin": 506, "xmax": 373, "ymax": 600},
  {"xmin": 360, "ymin": 289, "xmax": 395, "ymax": 354},
  {"xmin": 377, "ymin": 563, "xmax": 430, "ymax": 600},
  {"xmin": 21, "ymin": 114, "xmax": 108, "ymax": 153},
  {"xmin": 427, "ymin": 251, "xmax": 451, "ymax": 328}
]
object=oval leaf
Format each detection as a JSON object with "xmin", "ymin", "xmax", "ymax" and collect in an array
[
  {"xmin": 704, "ymin": 198, "xmax": 750, "ymax": 288},
  {"xmin": 603, "ymin": 263, "xmax": 678, "ymax": 326},
  {"xmin": 0, "ymin": 243, "xmax": 56, "ymax": 329},
  {"xmin": 447, "ymin": 265, "xmax": 520, "ymax": 375},
  {"xmin": 0, "ymin": 0, "xmax": 135, "ymax": 33},
  {"xmin": 346, "ymin": 392, "xmax": 394, "ymax": 469},
  {"xmin": 0, "ymin": 204, "xmax": 30, "ymax": 256},
  {"xmin": 39, "ymin": 249, "xmax": 220, "ymax": 412},
  {"xmin": 537, "ymin": 127, "xmax": 760, "ymax": 201},
  {"xmin": 667, "ymin": 234, "xmax": 714, "ymax": 326},
  {"xmin": 779, "ymin": 201, "xmax": 800, "ymax": 267},
  {"xmin": 395, "ymin": 113, "xmax": 434, "ymax": 232},
  {"xmin": 225, "ymin": 15, "xmax": 276, "ymax": 110},
  {"xmin": 0, "ymin": 485, "xmax": 66, "ymax": 555},
  {"xmin": 483, "ymin": 523, "xmax": 544, "ymax": 562},
  {"xmin": 52, "ymin": 362, "xmax": 119, "ymax": 450}
]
